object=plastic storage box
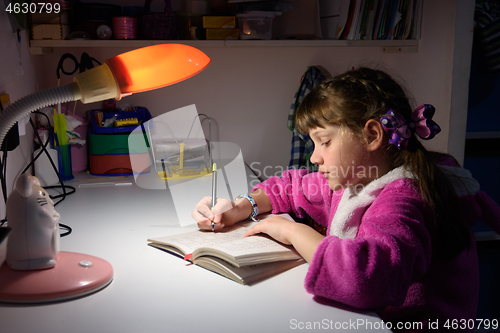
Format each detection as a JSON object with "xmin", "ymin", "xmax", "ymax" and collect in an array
[
  {"xmin": 236, "ymin": 13, "xmax": 275, "ymax": 40},
  {"xmin": 88, "ymin": 108, "xmax": 152, "ymax": 176}
]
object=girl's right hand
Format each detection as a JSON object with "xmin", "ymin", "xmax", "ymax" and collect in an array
[{"xmin": 191, "ymin": 197, "xmax": 245, "ymax": 231}]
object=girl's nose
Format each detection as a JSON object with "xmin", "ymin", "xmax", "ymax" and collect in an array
[{"xmin": 310, "ymin": 148, "xmax": 322, "ymax": 165}]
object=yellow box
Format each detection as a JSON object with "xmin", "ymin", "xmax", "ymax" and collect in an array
[
  {"xmin": 206, "ymin": 28, "xmax": 239, "ymax": 40},
  {"xmin": 203, "ymin": 16, "xmax": 236, "ymax": 29},
  {"xmin": 31, "ymin": 24, "xmax": 70, "ymax": 40}
]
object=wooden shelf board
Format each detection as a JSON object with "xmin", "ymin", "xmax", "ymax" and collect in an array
[{"xmin": 29, "ymin": 39, "xmax": 420, "ymax": 49}]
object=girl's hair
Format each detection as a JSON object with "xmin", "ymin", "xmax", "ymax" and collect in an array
[{"xmin": 295, "ymin": 67, "xmax": 471, "ymax": 260}]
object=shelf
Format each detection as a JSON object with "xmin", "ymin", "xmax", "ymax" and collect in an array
[
  {"xmin": 29, "ymin": 39, "xmax": 419, "ymax": 54},
  {"xmin": 224, "ymin": 39, "xmax": 419, "ymax": 47},
  {"xmin": 475, "ymin": 231, "xmax": 500, "ymax": 242},
  {"xmin": 466, "ymin": 131, "xmax": 500, "ymax": 139}
]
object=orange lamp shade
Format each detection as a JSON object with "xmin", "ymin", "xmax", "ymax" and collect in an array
[{"xmin": 105, "ymin": 44, "xmax": 211, "ymax": 95}]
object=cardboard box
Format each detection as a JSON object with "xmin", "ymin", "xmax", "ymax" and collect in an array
[
  {"xmin": 203, "ymin": 16, "xmax": 236, "ymax": 29},
  {"xmin": 206, "ymin": 28, "xmax": 239, "ymax": 40},
  {"xmin": 31, "ymin": 24, "xmax": 70, "ymax": 40}
]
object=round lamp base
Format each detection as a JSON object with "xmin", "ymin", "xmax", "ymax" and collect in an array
[{"xmin": 0, "ymin": 251, "xmax": 113, "ymax": 303}]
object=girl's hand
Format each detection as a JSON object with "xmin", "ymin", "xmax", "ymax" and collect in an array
[
  {"xmin": 243, "ymin": 215, "xmax": 296, "ymax": 245},
  {"xmin": 191, "ymin": 197, "xmax": 247, "ymax": 231},
  {"xmin": 243, "ymin": 216, "xmax": 326, "ymax": 263}
]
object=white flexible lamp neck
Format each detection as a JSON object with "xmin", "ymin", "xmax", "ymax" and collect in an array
[{"xmin": 0, "ymin": 84, "xmax": 76, "ymax": 150}]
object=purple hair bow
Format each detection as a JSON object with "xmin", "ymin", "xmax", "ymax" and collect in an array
[{"xmin": 380, "ymin": 104, "xmax": 441, "ymax": 150}]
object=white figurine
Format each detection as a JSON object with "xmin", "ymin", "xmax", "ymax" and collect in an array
[{"xmin": 6, "ymin": 174, "xmax": 60, "ymax": 270}]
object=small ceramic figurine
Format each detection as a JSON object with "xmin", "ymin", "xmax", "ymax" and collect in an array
[{"xmin": 6, "ymin": 174, "xmax": 60, "ymax": 270}]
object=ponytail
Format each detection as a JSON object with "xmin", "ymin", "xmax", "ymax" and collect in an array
[{"xmin": 395, "ymin": 139, "xmax": 471, "ymax": 260}]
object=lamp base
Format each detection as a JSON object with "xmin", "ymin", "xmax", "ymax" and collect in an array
[{"xmin": 0, "ymin": 251, "xmax": 113, "ymax": 303}]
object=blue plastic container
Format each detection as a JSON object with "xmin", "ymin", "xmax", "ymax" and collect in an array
[{"xmin": 89, "ymin": 107, "xmax": 152, "ymax": 134}]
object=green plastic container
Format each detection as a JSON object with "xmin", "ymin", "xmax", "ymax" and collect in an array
[{"xmin": 89, "ymin": 131, "xmax": 150, "ymax": 155}]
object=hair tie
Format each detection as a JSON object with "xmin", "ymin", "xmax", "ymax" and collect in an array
[{"xmin": 380, "ymin": 104, "xmax": 441, "ymax": 150}]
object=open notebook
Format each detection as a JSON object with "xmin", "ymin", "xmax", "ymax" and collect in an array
[{"xmin": 148, "ymin": 214, "xmax": 305, "ymax": 285}]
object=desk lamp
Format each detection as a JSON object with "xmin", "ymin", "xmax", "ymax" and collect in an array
[{"xmin": 0, "ymin": 44, "xmax": 211, "ymax": 303}]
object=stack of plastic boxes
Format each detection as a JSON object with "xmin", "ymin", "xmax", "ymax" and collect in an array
[{"xmin": 88, "ymin": 107, "xmax": 152, "ymax": 176}]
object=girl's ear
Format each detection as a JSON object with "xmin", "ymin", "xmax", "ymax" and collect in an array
[{"xmin": 363, "ymin": 119, "xmax": 385, "ymax": 152}]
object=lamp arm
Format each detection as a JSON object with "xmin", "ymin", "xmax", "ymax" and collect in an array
[{"xmin": 0, "ymin": 84, "xmax": 77, "ymax": 150}]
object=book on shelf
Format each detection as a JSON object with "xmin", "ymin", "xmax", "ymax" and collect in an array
[
  {"xmin": 147, "ymin": 214, "xmax": 305, "ymax": 285},
  {"xmin": 324, "ymin": 0, "xmax": 420, "ymax": 40},
  {"xmin": 335, "ymin": 0, "xmax": 352, "ymax": 39},
  {"xmin": 410, "ymin": 0, "xmax": 422, "ymax": 39},
  {"xmin": 376, "ymin": 0, "xmax": 393, "ymax": 39},
  {"xmin": 372, "ymin": 0, "xmax": 386, "ymax": 39},
  {"xmin": 400, "ymin": 0, "xmax": 414, "ymax": 40},
  {"xmin": 339, "ymin": 0, "xmax": 357, "ymax": 39},
  {"xmin": 363, "ymin": 0, "xmax": 379, "ymax": 40},
  {"xmin": 346, "ymin": 0, "xmax": 363, "ymax": 40},
  {"xmin": 385, "ymin": 0, "xmax": 402, "ymax": 40},
  {"xmin": 357, "ymin": 0, "xmax": 372, "ymax": 40}
]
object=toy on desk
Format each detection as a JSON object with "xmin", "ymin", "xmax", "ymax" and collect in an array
[
  {"xmin": 102, "ymin": 116, "xmax": 116, "ymax": 128},
  {"xmin": 6, "ymin": 174, "xmax": 60, "ymax": 270},
  {"xmin": 114, "ymin": 117, "xmax": 139, "ymax": 127}
]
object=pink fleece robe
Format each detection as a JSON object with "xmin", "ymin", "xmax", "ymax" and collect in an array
[{"xmin": 252, "ymin": 161, "xmax": 500, "ymax": 332}]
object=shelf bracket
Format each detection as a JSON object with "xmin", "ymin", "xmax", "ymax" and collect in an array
[{"xmin": 382, "ymin": 45, "xmax": 418, "ymax": 53}]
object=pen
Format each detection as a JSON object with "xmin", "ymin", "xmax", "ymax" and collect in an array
[{"xmin": 211, "ymin": 162, "xmax": 217, "ymax": 232}]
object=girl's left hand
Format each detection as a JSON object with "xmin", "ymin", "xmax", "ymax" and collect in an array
[{"xmin": 243, "ymin": 215, "xmax": 296, "ymax": 245}]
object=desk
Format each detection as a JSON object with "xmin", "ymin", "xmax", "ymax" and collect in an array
[{"xmin": 0, "ymin": 169, "xmax": 390, "ymax": 333}]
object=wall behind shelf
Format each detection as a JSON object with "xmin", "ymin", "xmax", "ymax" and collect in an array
[{"xmin": 33, "ymin": 0, "xmax": 474, "ymax": 178}]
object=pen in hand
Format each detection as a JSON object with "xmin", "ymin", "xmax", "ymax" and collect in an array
[{"xmin": 211, "ymin": 162, "xmax": 217, "ymax": 232}]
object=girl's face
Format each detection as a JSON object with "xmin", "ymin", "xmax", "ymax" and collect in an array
[{"xmin": 309, "ymin": 124, "xmax": 374, "ymax": 191}]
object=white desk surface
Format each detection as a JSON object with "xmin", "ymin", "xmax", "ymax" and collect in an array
[{"xmin": 0, "ymin": 169, "xmax": 390, "ymax": 333}]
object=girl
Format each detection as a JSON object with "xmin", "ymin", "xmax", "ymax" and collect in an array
[{"xmin": 192, "ymin": 67, "xmax": 500, "ymax": 331}]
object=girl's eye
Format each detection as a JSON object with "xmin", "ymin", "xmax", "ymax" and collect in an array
[{"xmin": 321, "ymin": 140, "xmax": 331, "ymax": 147}]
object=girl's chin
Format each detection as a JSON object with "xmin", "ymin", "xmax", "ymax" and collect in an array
[
  {"xmin": 327, "ymin": 178, "xmax": 369, "ymax": 192},
  {"xmin": 327, "ymin": 180, "xmax": 346, "ymax": 192}
]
